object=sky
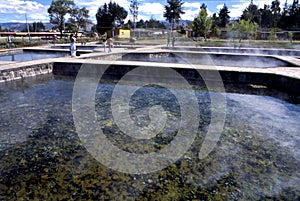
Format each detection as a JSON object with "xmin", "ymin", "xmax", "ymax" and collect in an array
[{"xmin": 0, "ymin": 0, "xmax": 296, "ymax": 24}]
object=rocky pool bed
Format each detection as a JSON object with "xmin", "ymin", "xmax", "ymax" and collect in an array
[{"xmin": 0, "ymin": 73, "xmax": 299, "ymax": 200}]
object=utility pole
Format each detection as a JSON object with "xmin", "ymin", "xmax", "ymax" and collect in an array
[{"xmin": 25, "ymin": 14, "xmax": 31, "ymax": 42}]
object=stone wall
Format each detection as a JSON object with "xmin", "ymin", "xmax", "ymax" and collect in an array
[
  {"xmin": 0, "ymin": 63, "xmax": 53, "ymax": 82},
  {"xmin": 52, "ymin": 62, "xmax": 300, "ymax": 97},
  {"xmin": 1, "ymin": 60, "xmax": 299, "ymax": 102}
]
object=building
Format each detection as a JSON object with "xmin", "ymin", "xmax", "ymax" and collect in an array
[{"xmin": 106, "ymin": 28, "xmax": 131, "ymax": 39}]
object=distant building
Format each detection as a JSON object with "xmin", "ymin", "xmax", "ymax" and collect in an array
[{"xmin": 106, "ymin": 28, "xmax": 131, "ymax": 38}]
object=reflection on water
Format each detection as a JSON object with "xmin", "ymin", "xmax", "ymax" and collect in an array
[{"xmin": 0, "ymin": 74, "xmax": 299, "ymax": 200}]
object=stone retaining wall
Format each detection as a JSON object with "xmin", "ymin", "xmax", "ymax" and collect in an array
[
  {"xmin": 1, "ymin": 60, "xmax": 299, "ymax": 102},
  {"xmin": 52, "ymin": 62, "xmax": 300, "ymax": 97},
  {"xmin": 0, "ymin": 63, "xmax": 53, "ymax": 82}
]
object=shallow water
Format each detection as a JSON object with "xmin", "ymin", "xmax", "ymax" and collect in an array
[
  {"xmin": 121, "ymin": 53, "xmax": 292, "ymax": 68},
  {"xmin": 0, "ymin": 74, "xmax": 299, "ymax": 200},
  {"xmin": 0, "ymin": 51, "xmax": 69, "ymax": 62}
]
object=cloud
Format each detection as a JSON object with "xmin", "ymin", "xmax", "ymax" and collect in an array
[
  {"xmin": 181, "ymin": 9, "xmax": 198, "ymax": 21},
  {"xmin": 139, "ymin": 2, "xmax": 165, "ymax": 15},
  {"xmin": 229, "ymin": 1, "xmax": 249, "ymax": 18},
  {"xmin": 128, "ymin": 2, "xmax": 164, "ymax": 21},
  {"xmin": 182, "ymin": 2, "xmax": 200, "ymax": 10},
  {"xmin": 216, "ymin": 4, "xmax": 225, "ymax": 11},
  {"xmin": 0, "ymin": 0, "xmax": 48, "ymax": 22}
]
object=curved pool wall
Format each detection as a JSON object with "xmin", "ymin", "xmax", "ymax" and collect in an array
[
  {"xmin": 164, "ymin": 46, "xmax": 300, "ymax": 56},
  {"xmin": 52, "ymin": 60, "xmax": 300, "ymax": 103},
  {"xmin": 81, "ymin": 51, "xmax": 299, "ymax": 68},
  {"xmin": 119, "ymin": 52, "xmax": 297, "ymax": 68}
]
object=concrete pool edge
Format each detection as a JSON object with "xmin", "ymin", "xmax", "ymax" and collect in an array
[{"xmin": 0, "ymin": 55, "xmax": 300, "ymax": 96}]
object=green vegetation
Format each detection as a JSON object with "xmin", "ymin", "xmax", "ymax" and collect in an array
[
  {"xmin": 48, "ymin": 0, "xmax": 89, "ymax": 38},
  {"xmin": 163, "ymin": 0, "xmax": 185, "ymax": 30},
  {"xmin": 192, "ymin": 5, "xmax": 212, "ymax": 40},
  {"xmin": 95, "ymin": 2, "xmax": 127, "ymax": 35},
  {"xmin": 228, "ymin": 19, "xmax": 259, "ymax": 42}
]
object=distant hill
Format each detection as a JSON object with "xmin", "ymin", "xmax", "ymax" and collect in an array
[{"xmin": 0, "ymin": 22, "xmax": 54, "ymax": 31}]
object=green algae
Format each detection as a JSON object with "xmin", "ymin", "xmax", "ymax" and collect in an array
[{"xmin": 0, "ymin": 75, "xmax": 299, "ymax": 200}]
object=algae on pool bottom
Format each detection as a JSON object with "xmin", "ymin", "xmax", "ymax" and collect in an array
[{"xmin": 0, "ymin": 74, "xmax": 299, "ymax": 200}]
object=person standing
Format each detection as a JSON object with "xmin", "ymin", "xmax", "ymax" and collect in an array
[
  {"xmin": 70, "ymin": 34, "xmax": 77, "ymax": 57},
  {"xmin": 103, "ymin": 39, "xmax": 107, "ymax": 52},
  {"xmin": 52, "ymin": 35, "xmax": 57, "ymax": 46},
  {"xmin": 102, "ymin": 32, "xmax": 107, "ymax": 52},
  {"xmin": 172, "ymin": 37, "xmax": 175, "ymax": 47},
  {"xmin": 107, "ymin": 37, "xmax": 113, "ymax": 53},
  {"xmin": 167, "ymin": 35, "xmax": 170, "ymax": 47},
  {"xmin": 7, "ymin": 35, "xmax": 13, "ymax": 49}
]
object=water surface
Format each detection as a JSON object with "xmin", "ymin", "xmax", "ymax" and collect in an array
[
  {"xmin": 0, "ymin": 51, "xmax": 69, "ymax": 62},
  {"xmin": 0, "ymin": 74, "xmax": 299, "ymax": 200}
]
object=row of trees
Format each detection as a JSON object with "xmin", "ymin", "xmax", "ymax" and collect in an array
[
  {"xmin": 125, "ymin": 18, "xmax": 166, "ymax": 29},
  {"xmin": 159, "ymin": 0, "xmax": 299, "ymax": 39},
  {"xmin": 47, "ymin": 0, "xmax": 299, "ymax": 39},
  {"xmin": 25, "ymin": 22, "xmax": 45, "ymax": 32},
  {"xmin": 240, "ymin": 0, "xmax": 300, "ymax": 30},
  {"xmin": 190, "ymin": 0, "xmax": 300, "ymax": 39}
]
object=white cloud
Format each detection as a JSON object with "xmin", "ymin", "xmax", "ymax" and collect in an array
[
  {"xmin": 181, "ymin": 5, "xmax": 214, "ymax": 21},
  {"xmin": 181, "ymin": 9, "xmax": 200, "ymax": 21},
  {"xmin": 216, "ymin": 4, "xmax": 225, "ymax": 11},
  {"xmin": 229, "ymin": 1, "xmax": 249, "ymax": 18},
  {"xmin": 182, "ymin": 2, "xmax": 201, "ymax": 10},
  {"xmin": 139, "ymin": 3, "xmax": 165, "ymax": 15},
  {"xmin": 0, "ymin": 0, "xmax": 49, "ymax": 23}
]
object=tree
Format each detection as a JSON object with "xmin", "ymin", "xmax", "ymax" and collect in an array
[
  {"xmin": 124, "ymin": 20, "xmax": 133, "ymax": 29},
  {"xmin": 269, "ymin": 27, "xmax": 278, "ymax": 40},
  {"xmin": 218, "ymin": 4, "xmax": 230, "ymax": 27},
  {"xmin": 192, "ymin": 6, "xmax": 212, "ymax": 39},
  {"xmin": 241, "ymin": 1, "xmax": 260, "ymax": 24},
  {"xmin": 259, "ymin": 5, "xmax": 273, "ymax": 29},
  {"xmin": 163, "ymin": 0, "xmax": 185, "ymax": 30},
  {"xmin": 288, "ymin": 0, "xmax": 300, "ymax": 28},
  {"xmin": 96, "ymin": 1, "xmax": 128, "ymax": 34},
  {"xmin": 279, "ymin": 0, "xmax": 300, "ymax": 29},
  {"xmin": 290, "ymin": 0, "xmax": 300, "ymax": 29},
  {"xmin": 27, "ymin": 21, "xmax": 45, "ymax": 32},
  {"xmin": 228, "ymin": 19, "xmax": 258, "ymax": 41},
  {"xmin": 70, "ymin": 7, "xmax": 89, "ymax": 31},
  {"xmin": 211, "ymin": 13, "xmax": 220, "ymax": 37},
  {"xmin": 48, "ymin": 0, "xmax": 75, "ymax": 38},
  {"xmin": 136, "ymin": 19, "xmax": 146, "ymax": 28},
  {"xmin": 271, "ymin": 0, "xmax": 281, "ymax": 27}
]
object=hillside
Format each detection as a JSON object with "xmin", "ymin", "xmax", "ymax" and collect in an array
[{"xmin": 0, "ymin": 22, "xmax": 54, "ymax": 31}]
